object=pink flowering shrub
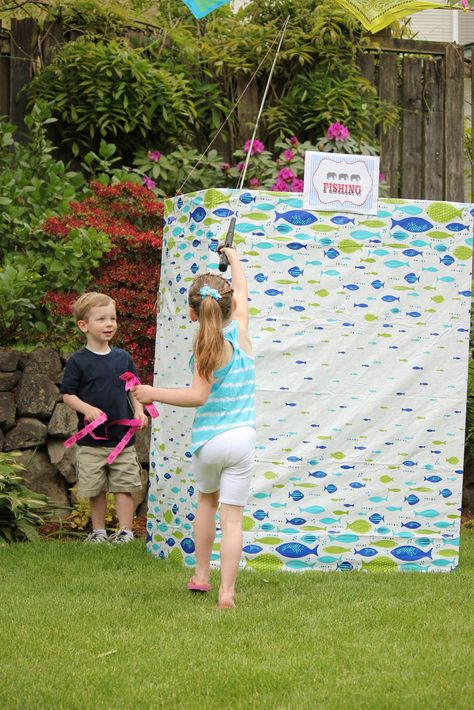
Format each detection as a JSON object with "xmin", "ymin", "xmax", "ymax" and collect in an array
[
  {"xmin": 317, "ymin": 121, "xmax": 378, "ymax": 156},
  {"xmin": 326, "ymin": 123, "xmax": 350, "ymax": 141},
  {"xmin": 269, "ymin": 136, "xmax": 314, "ymax": 193},
  {"xmin": 243, "ymin": 139, "xmax": 265, "ymax": 156},
  {"xmin": 131, "ymin": 127, "xmax": 381, "ymax": 197}
]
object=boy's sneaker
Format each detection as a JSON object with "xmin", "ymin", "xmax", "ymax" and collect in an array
[
  {"xmin": 84, "ymin": 529, "xmax": 108, "ymax": 544},
  {"xmin": 110, "ymin": 529, "xmax": 134, "ymax": 545}
]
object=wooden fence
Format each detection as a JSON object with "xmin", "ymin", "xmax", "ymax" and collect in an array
[
  {"xmin": 0, "ymin": 19, "xmax": 471, "ymax": 204},
  {"xmin": 359, "ymin": 36, "xmax": 467, "ymax": 203}
]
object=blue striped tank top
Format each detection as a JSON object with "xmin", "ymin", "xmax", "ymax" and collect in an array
[{"xmin": 189, "ymin": 320, "xmax": 256, "ymax": 453}]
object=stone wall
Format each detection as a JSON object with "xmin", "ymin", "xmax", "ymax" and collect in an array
[{"xmin": 0, "ymin": 347, "xmax": 151, "ymax": 515}]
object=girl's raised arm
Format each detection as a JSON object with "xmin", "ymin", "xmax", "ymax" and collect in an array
[{"xmin": 220, "ymin": 247, "xmax": 251, "ymax": 353}]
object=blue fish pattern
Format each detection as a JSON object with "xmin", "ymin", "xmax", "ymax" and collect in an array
[{"xmin": 148, "ymin": 189, "xmax": 471, "ymax": 574}]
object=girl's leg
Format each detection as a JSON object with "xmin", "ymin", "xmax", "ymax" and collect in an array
[
  {"xmin": 192, "ymin": 490, "xmax": 219, "ymax": 585},
  {"xmin": 218, "ymin": 503, "xmax": 244, "ymax": 608}
]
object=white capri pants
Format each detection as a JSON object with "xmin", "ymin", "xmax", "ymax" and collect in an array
[{"xmin": 193, "ymin": 426, "xmax": 256, "ymax": 506}]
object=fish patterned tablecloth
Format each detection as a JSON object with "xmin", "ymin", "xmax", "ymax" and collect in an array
[{"xmin": 147, "ymin": 188, "xmax": 473, "ymax": 573}]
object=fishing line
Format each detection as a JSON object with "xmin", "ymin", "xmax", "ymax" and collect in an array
[{"xmin": 178, "ymin": 15, "xmax": 290, "ymax": 194}]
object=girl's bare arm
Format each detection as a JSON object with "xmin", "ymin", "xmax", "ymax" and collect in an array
[
  {"xmin": 221, "ymin": 246, "xmax": 252, "ymax": 354},
  {"xmin": 132, "ymin": 365, "xmax": 211, "ymax": 408}
]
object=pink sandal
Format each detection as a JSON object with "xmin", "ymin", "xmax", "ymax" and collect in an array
[{"xmin": 187, "ymin": 579, "xmax": 211, "ymax": 592}]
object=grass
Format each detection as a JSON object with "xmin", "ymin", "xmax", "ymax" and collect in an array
[{"xmin": 1, "ymin": 531, "xmax": 474, "ymax": 710}]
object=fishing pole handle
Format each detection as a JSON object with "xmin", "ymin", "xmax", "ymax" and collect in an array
[{"xmin": 218, "ymin": 217, "xmax": 236, "ymax": 272}]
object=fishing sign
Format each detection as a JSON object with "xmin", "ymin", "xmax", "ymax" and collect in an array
[{"xmin": 303, "ymin": 151, "xmax": 380, "ymax": 215}]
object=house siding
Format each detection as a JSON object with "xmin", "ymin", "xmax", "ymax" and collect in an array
[{"xmin": 409, "ymin": 8, "xmax": 474, "ymax": 45}]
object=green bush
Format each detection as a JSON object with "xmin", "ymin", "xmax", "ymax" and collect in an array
[
  {"xmin": 0, "ymin": 452, "xmax": 49, "ymax": 543},
  {"xmin": 133, "ymin": 145, "xmax": 226, "ymax": 197},
  {"xmin": 27, "ymin": 38, "xmax": 197, "ymax": 159},
  {"xmin": 0, "ymin": 104, "xmax": 110, "ymax": 343}
]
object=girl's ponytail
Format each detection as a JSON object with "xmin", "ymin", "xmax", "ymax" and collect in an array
[{"xmin": 188, "ymin": 273, "xmax": 233, "ymax": 383}]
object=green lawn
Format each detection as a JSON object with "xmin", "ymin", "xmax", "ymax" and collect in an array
[{"xmin": 1, "ymin": 531, "xmax": 473, "ymax": 710}]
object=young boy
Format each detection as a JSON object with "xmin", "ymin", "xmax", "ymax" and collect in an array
[{"xmin": 61, "ymin": 292, "xmax": 147, "ymax": 544}]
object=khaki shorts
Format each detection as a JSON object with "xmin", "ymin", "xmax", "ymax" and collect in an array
[{"xmin": 76, "ymin": 445, "xmax": 142, "ymax": 498}]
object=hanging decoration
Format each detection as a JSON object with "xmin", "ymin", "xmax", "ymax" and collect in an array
[{"xmin": 332, "ymin": 1, "xmax": 443, "ymax": 33}]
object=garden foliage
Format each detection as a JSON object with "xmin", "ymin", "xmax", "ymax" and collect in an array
[
  {"xmin": 0, "ymin": 104, "xmax": 110, "ymax": 343},
  {"xmin": 0, "ymin": 452, "xmax": 49, "ymax": 542}
]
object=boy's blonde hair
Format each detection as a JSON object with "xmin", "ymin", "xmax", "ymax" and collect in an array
[{"xmin": 72, "ymin": 292, "xmax": 115, "ymax": 323}]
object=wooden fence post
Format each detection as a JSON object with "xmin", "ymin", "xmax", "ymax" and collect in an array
[
  {"xmin": 400, "ymin": 56, "xmax": 423, "ymax": 199},
  {"xmin": 378, "ymin": 53, "xmax": 399, "ymax": 198},
  {"xmin": 9, "ymin": 18, "xmax": 36, "ymax": 141},
  {"xmin": 0, "ymin": 22, "xmax": 9, "ymax": 119},
  {"xmin": 236, "ymin": 75, "xmax": 259, "ymax": 148},
  {"xmin": 423, "ymin": 57, "xmax": 444, "ymax": 201},
  {"xmin": 444, "ymin": 43, "xmax": 464, "ymax": 201}
]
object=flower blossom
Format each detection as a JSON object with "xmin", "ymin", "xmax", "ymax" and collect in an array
[
  {"xmin": 291, "ymin": 178, "xmax": 304, "ymax": 192},
  {"xmin": 327, "ymin": 122, "xmax": 350, "ymax": 141},
  {"xmin": 243, "ymin": 139, "xmax": 265, "ymax": 155},
  {"xmin": 271, "ymin": 177, "xmax": 291, "ymax": 192},
  {"xmin": 278, "ymin": 167, "xmax": 295, "ymax": 182},
  {"xmin": 282, "ymin": 149, "xmax": 295, "ymax": 162},
  {"xmin": 148, "ymin": 150, "xmax": 161, "ymax": 162},
  {"xmin": 379, "ymin": 172, "xmax": 386, "ymax": 182},
  {"xmin": 249, "ymin": 177, "xmax": 261, "ymax": 187},
  {"xmin": 220, "ymin": 162, "xmax": 231, "ymax": 173},
  {"xmin": 289, "ymin": 136, "xmax": 299, "ymax": 146},
  {"xmin": 143, "ymin": 176, "xmax": 156, "ymax": 190}
]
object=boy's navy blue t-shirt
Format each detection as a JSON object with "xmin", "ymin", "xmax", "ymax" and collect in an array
[{"xmin": 60, "ymin": 347, "xmax": 139, "ymax": 447}]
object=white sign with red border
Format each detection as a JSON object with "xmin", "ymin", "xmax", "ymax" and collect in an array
[{"xmin": 303, "ymin": 151, "xmax": 380, "ymax": 215}]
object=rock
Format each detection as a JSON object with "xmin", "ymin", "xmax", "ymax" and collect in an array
[
  {"xmin": 135, "ymin": 420, "xmax": 151, "ymax": 463},
  {"xmin": 16, "ymin": 370, "xmax": 59, "ymax": 419},
  {"xmin": 462, "ymin": 460, "xmax": 474, "ymax": 508},
  {"xmin": 0, "ymin": 392, "xmax": 16, "ymax": 430},
  {"xmin": 136, "ymin": 497, "xmax": 148, "ymax": 518},
  {"xmin": 48, "ymin": 403, "xmax": 78, "ymax": 438},
  {"xmin": 47, "ymin": 439, "xmax": 77, "ymax": 484},
  {"xmin": 0, "ymin": 348, "xmax": 20, "ymax": 372},
  {"xmin": 23, "ymin": 347, "xmax": 63, "ymax": 383},
  {"xmin": 463, "ymin": 483, "xmax": 474, "ymax": 509},
  {"xmin": 17, "ymin": 449, "xmax": 69, "ymax": 506},
  {"xmin": 4, "ymin": 418, "xmax": 48, "ymax": 450},
  {"xmin": 132, "ymin": 462, "xmax": 149, "ymax": 510},
  {"xmin": 0, "ymin": 371, "xmax": 21, "ymax": 391}
]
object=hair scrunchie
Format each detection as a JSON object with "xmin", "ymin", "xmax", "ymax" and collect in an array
[{"xmin": 199, "ymin": 284, "xmax": 221, "ymax": 301}]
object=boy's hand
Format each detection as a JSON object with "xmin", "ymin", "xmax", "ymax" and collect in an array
[
  {"xmin": 132, "ymin": 385, "xmax": 156, "ymax": 405},
  {"xmin": 83, "ymin": 405, "xmax": 104, "ymax": 422},
  {"xmin": 134, "ymin": 411, "xmax": 148, "ymax": 428}
]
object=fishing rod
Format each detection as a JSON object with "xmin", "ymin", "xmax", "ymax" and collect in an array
[{"xmin": 218, "ymin": 15, "xmax": 290, "ymax": 273}]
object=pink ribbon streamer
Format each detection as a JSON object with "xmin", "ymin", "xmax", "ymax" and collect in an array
[
  {"xmin": 64, "ymin": 371, "xmax": 159, "ymax": 464},
  {"xmin": 64, "ymin": 412, "xmax": 108, "ymax": 448},
  {"xmin": 120, "ymin": 371, "xmax": 159, "ymax": 418}
]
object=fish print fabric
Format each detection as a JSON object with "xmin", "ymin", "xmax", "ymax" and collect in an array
[{"xmin": 147, "ymin": 189, "xmax": 473, "ymax": 573}]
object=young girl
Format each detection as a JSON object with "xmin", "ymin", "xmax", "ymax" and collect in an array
[{"xmin": 133, "ymin": 247, "xmax": 256, "ymax": 609}]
